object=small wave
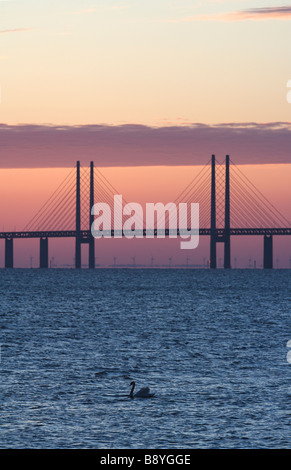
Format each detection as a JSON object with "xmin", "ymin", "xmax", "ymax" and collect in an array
[
  {"xmin": 95, "ymin": 370, "xmax": 109, "ymax": 377},
  {"xmin": 94, "ymin": 368, "xmax": 132, "ymax": 380}
]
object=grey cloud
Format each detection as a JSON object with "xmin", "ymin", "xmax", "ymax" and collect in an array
[{"xmin": 0, "ymin": 122, "xmax": 291, "ymax": 168}]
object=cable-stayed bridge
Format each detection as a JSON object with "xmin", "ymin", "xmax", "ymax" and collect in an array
[{"xmin": 1, "ymin": 156, "xmax": 290, "ymax": 269}]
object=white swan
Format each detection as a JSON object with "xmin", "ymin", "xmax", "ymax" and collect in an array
[{"xmin": 129, "ymin": 381, "xmax": 155, "ymax": 398}]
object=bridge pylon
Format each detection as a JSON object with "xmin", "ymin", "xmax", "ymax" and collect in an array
[
  {"xmin": 74, "ymin": 160, "xmax": 95, "ymax": 269},
  {"xmin": 210, "ymin": 155, "xmax": 217, "ymax": 268},
  {"xmin": 89, "ymin": 161, "xmax": 95, "ymax": 269},
  {"xmin": 224, "ymin": 155, "xmax": 231, "ymax": 269},
  {"xmin": 75, "ymin": 160, "xmax": 81, "ymax": 268},
  {"xmin": 210, "ymin": 155, "xmax": 231, "ymax": 269}
]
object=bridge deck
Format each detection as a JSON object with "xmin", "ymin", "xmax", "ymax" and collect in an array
[{"xmin": 1, "ymin": 228, "xmax": 291, "ymax": 239}]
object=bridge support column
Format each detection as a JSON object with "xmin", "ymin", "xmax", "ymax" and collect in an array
[
  {"xmin": 89, "ymin": 161, "xmax": 95, "ymax": 269},
  {"xmin": 75, "ymin": 161, "xmax": 81, "ymax": 269},
  {"xmin": 210, "ymin": 155, "xmax": 217, "ymax": 269},
  {"xmin": 5, "ymin": 238, "xmax": 13, "ymax": 268},
  {"xmin": 40, "ymin": 237, "xmax": 48, "ymax": 268},
  {"xmin": 224, "ymin": 155, "xmax": 231, "ymax": 269},
  {"xmin": 264, "ymin": 235, "xmax": 273, "ymax": 269}
]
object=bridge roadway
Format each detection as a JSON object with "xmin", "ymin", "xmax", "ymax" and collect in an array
[{"xmin": 1, "ymin": 228, "xmax": 291, "ymax": 239}]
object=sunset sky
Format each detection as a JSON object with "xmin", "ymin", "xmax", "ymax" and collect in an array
[
  {"xmin": 1, "ymin": 0, "xmax": 291, "ymax": 267},
  {"xmin": 1, "ymin": 0, "xmax": 291, "ymax": 125}
]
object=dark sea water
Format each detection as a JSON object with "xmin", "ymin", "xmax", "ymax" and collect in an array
[{"xmin": 0, "ymin": 268, "xmax": 291, "ymax": 449}]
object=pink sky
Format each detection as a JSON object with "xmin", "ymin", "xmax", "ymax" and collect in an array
[{"xmin": 0, "ymin": 162, "xmax": 291, "ymax": 268}]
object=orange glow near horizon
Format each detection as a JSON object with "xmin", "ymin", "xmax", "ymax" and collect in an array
[
  {"xmin": 0, "ymin": 164, "xmax": 291, "ymax": 228},
  {"xmin": 0, "ymin": 164, "xmax": 291, "ymax": 268},
  {"xmin": 0, "ymin": 165, "xmax": 288, "ymax": 222}
]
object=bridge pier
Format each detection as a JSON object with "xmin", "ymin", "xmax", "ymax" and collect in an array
[
  {"xmin": 40, "ymin": 237, "xmax": 49, "ymax": 268},
  {"xmin": 263, "ymin": 234, "xmax": 273, "ymax": 269},
  {"xmin": 5, "ymin": 238, "xmax": 13, "ymax": 268}
]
